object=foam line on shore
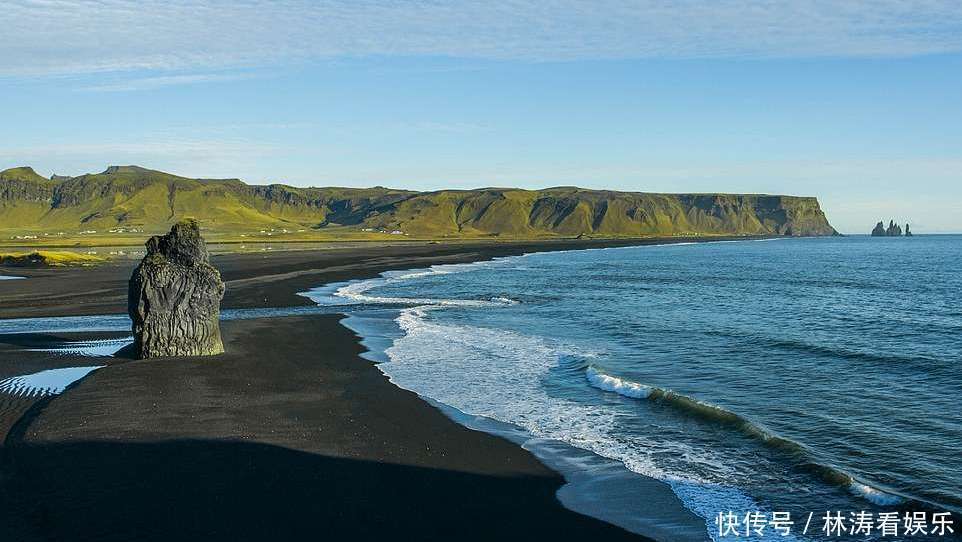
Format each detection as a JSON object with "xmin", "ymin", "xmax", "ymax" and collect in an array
[{"xmin": 327, "ymin": 260, "xmax": 520, "ymax": 308}]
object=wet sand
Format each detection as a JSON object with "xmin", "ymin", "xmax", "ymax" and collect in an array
[{"xmin": 0, "ymin": 238, "xmax": 727, "ymax": 541}]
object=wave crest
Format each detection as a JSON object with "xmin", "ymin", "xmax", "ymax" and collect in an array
[
  {"xmin": 585, "ymin": 366, "xmax": 652, "ymax": 398},
  {"xmin": 585, "ymin": 366, "xmax": 907, "ymax": 507}
]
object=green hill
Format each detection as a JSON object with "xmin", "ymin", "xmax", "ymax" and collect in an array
[{"xmin": 0, "ymin": 165, "xmax": 837, "ymax": 242}]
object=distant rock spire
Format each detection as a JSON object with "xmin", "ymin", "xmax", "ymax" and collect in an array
[
  {"xmin": 885, "ymin": 220, "xmax": 902, "ymax": 236},
  {"xmin": 872, "ymin": 219, "xmax": 907, "ymax": 237}
]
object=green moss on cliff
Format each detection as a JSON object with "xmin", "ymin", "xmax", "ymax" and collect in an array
[{"xmin": 0, "ymin": 165, "xmax": 838, "ymax": 240}]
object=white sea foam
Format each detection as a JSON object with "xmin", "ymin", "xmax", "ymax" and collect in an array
[
  {"xmin": 0, "ymin": 366, "xmax": 103, "ymax": 397},
  {"xmin": 324, "ymin": 239, "xmax": 724, "ymax": 307},
  {"xmin": 379, "ymin": 307, "xmax": 801, "ymax": 541},
  {"xmin": 385, "ymin": 307, "xmax": 679, "ymax": 481},
  {"xmin": 330, "ymin": 260, "xmax": 517, "ymax": 308},
  {"xmin": 586, "ymin": 366, "xmax": 652, "ymax": 398},
  {"xmin": 0, "ymin": 275, "xmax": 26, "ymax": 280},
  {"xmin": 849, "ymin": 481, "xmax": 905, "ymax": 506}
]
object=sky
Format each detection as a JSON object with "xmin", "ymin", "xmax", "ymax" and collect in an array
[{"xmin": 1, "ymin": 1, "xmax": 961, "ymax": 233}]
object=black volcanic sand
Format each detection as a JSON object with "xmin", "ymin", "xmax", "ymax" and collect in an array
[
  {"xmin": 1, "ymin": 316, "xmax": 645, "ymax": 541},
  {"xmin": 0, "ymin": 332, "xmax": 131, "ymax": 451},
  {"xmin": 0, "ymin": 239, "xmax": 734, "ymax": 541}
]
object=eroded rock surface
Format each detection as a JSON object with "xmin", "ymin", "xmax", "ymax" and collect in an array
[{"xmin": 128, "ymin": 220, "xmax": 225, "ymax": 359}]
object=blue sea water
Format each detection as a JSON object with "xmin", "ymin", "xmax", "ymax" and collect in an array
[{"xmin": 305, "ymin": 235, "xmax": 962, "ymax": 541}]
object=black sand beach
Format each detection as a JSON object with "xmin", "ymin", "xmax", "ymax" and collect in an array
[{"xmin": 0, "ymin": 238, "xmax": 716, "ymax": 541}]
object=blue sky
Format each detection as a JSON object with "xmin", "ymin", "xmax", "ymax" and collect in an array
[{"xmin": 1, "ymin": 1, "xmax": 961, "ymax": 233}]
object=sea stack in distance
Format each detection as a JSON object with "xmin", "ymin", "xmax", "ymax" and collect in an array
[
  {"xmin": 871, "ymin": 220, "xmax": 908, "ymax": 237},
  {"xmin": 128, "ymin": 219, "xmax": 226, "ymax": 359}
]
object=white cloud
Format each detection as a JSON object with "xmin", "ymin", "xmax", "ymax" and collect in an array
[
  {"xmin": 0, "ymin": 137, "xmax": 284, "ymax": 179},
  {"xmin": 77, "ymin": 72, "xmax": 257, "ymax": 92},
  {"xmin": 1, "ymin": 0, "xmax": 961, "ymax": 77}
]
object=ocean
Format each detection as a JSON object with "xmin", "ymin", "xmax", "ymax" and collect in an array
[{"xmin": 305, "ymin": 235, "xmax": 962, "ymax": 541}]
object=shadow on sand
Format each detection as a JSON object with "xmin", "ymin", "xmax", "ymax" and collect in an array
[{"xmin": 1, "ymin": 439, "xmax": 643, "ymax": 542}]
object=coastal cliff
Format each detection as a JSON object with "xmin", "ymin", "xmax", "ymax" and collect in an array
[{"xmin": 0, "ymin": 165, "xmax": 838, "ymax": 238}]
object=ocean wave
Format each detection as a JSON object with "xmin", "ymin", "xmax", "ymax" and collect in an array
[
  {"xmin": 585, "ymin": 366, "xmax": 652, "ymax": 398},
  {"xmin": 586, "ymin": 366, "xmax": 753, "ymax": 433},
  {"xmin": 380, "ymin": 308, "xmax": 818, "ymax": 540},
  {"xmin": 849, "ymin": 480, "xmax": 906, "ymax": 506},
  {"xmin": 332, "ymin": 261, "xmax": 518, "ymax": 308},
  {"xmin": 584, "ymin": 366, "xmax": 908, "ymax": 508},
  {"xmin": 318, "ymin": 238, "xmax": 759, "ymax": 309},
  {"xmin": 386, "ymin": 309, "xmax": 690, "ymax": 483},
  {"xmin": 761, "ymin": 336, "xmax": 941, "ymax": 367},
  {"xmin": 701, "ymin": 329, "xmax": 947, "ymax": 370}
]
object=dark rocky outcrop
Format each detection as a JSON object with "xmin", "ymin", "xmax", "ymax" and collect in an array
[
  {"xmin": 872, "ymin": 219, "xmax": 909, "ymax": 237},
  {"xmin": 905, "ymin": 223, "xmax": 912, "ymax": 236},
  {"xmin": 127, "ymin": 219, "xmax": 225, "ymax": 359},
  {"xmin": 886, "ymin": 220, "xmax": 903, "ymax": 236}
]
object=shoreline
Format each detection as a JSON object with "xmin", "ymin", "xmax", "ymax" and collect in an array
[
  {"xmin": 0, "ymin": 236, "xmax": 773, "ymax": 320},
  {"xmin": 320, "ymin": 254, "xmax": 715, "ymax": 541},
  {"xmin": 0, "ymin": 236, "xmax": 774, "ymax": 541}
]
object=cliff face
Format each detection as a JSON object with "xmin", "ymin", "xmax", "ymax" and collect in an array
[
  {"xmin": 0, "ymin": 167, "xmax": 56, "ymax": 203},
  {"xmin": 0, "ymin": 165, "xmax": 838, "ymax": 238}
]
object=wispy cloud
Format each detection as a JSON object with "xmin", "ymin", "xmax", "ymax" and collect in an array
[
  {"xmin": 0, "ymin": 136, "xmax": 285, "ymax": 180},
  {"xmin": 2, "ymin": 1, "xmax": 961, "ymax": 78},
  {"xmin": 77, "ymin": 72, "xmax": 257, "ymax": 92}
]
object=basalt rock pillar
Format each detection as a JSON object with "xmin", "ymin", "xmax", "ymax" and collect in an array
[{"xmin": 128, "ymin": 219, "xmax": 225, "ymax": 358}]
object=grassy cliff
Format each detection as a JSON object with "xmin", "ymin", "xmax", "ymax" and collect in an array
[{"xmin": 0, "ymin": 165, "xmax": 837, "ymax": 243}]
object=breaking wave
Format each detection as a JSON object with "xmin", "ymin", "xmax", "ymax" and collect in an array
[
  {"xmin": 850, "ymin": 481, "xmax": 907, "ymax": 506},
  {"xmin": 585, "ymin": 366, "xmax": 652, "ymax": 398},
  {"xmin": 332, "ymin": 262, "xmax": 518, "ymax": 308},
  {"xmin": 585, "ymin": 366, "xmax": 906, "ymax": 507}
]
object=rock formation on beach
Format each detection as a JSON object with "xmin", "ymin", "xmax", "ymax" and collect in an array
[{"xmin": 128, "ymin": 219, "xmax": 225, "ymax": 359}]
